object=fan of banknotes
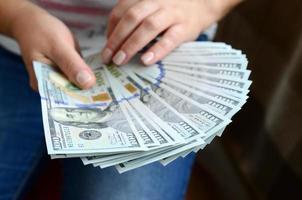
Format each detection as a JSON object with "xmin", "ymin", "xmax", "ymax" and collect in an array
[{"xmin": 33, "ymin": 41, "xmax": 251, "ymax": 173}]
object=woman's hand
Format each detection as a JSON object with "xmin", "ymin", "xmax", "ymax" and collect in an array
[
  {"xmin": 102, "ymin": 0, "xmax": 241, "ymax": 66},
  {"xmin": 11, "ymin": 2, "xmax": 96, "ymax": 90}
]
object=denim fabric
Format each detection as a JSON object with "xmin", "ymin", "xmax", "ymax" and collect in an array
[
  {"xmin": 63, "ymin": 153, "xmax": 196, "ymax": 200},
  {"xmin": 0, "ymin": 47, "xmax": 196, "ymax": 200},
  {"xmin": 0, "ymin": 47, "xmax": 46, "ymax": 200}
]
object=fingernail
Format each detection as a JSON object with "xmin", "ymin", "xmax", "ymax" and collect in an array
[
  {"xmin": 141, "ymin": 52, "xmax": 154, "ymax": 65},
  {"xmin": 101, "ymin": 48, "xmax": 113, "ymax": 64},
  {"xmin": 113, "ymin": 51, "xmax": 126, "ymax": 65},
  {"xmin": 76, "ymin": 71, "xmax": 92, "ymax": 86}
]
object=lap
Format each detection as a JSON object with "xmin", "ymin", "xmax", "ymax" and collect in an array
[
  {"xmin": 0, "ymin": 48, "xmax": 45, "ymax": 200},
  {"xmin": 62, "ymin": 153, "xmax": 195, "ymax": 200}
]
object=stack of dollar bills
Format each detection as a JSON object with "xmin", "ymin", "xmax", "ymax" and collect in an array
[{"xmin": 33, "ymin": 41, "xmax": 251, "ymax": 173}]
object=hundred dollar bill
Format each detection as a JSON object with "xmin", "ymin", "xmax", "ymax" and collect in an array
[
  {"xmin": 34, "ymin": 62, "xmax": 148, "ymax": 155},
  {"xmin": 125, "ymin": 60, "xmax": 244, "ymax": 96},
  {"xmin": 144, "ymin": 75, "xmax": 241, "ymax": 118},
  {"xmin": 123, "ymin": 100, "xmax": 175, "ymax": 147},
  {"xmin": 82, "ymin": 97, "xmax": 177, "ymax": 166},
  {"xmin": 35, "ymin": 63, "xmax": 115, "ymax": 109},
  {"xmin": 92, "ymin": 94, "xmax": 202, "ymax": 168},
  {"xmin": 163, "ymin": 72, "xmax": 250, "ymax": 98},
  {"xmin": 160, "ymin": 147, "xmax": 198, "ymax": 166},
  {"xmin": 166, "ymin": 70, "xmax": 251, "ymax": 90},
  {"xmin": 175, "ymin": 42, "xmax": 232, "ymax": 50},
  {"xmin": 104, "ymin": 65, "xmax": 190, "ymax": 144},
  {"xmin": 116, "ymin": 139, "xmax": 205, "ymax": 173},
  {"xmin": 104, "ymin": 64, "xmax": 185, "ymax": 144},
  {"xmin": 165, "ymin": 50, "xmax": 243, "ymax": 59},
  {"xmin": 82, "ymin": 152, "xmax": 134, "ymax": 165},
  {"xmin": 130, "ymin": 63, "xmax": 250, "ymax": 97},
  {"xmin": 163, "ymin": 64, "xmax": 251, "ymax": 80},
  {"xmin": 136, "ymin": 64, "xmax": 251, "ymax": 91},
  {"xmin": 133, "ymin": 62, "xmax": 248, "ymax": 105},
  {"xmin": 136, "ymin": 72, "xmax": 232, "ymax": 139},
  {"xmin": 160, "ymin": 76, "xmax": 247, "ymax": 107},
  {"xmin": 100, "ymin": 68, "xmax": 169, "ymax": 148},
  {"xmin": 162, "ymin": 58, "xmax": 248, "ymax": 70},
  {"xmin": 94, "ymin": 142, "xmax": 182, "ymax": 168},
  {"xmin": 163, "ymin": 54, "xmax": 247, "ymax": 63},
  {"xmin": 123, "ymin": 84, "xmax": 205, "ymax": 142},
  {"xmin": 124, "ymin": 61, "xmax": 248, "ymax": 105},
  {"xmin": 159, "ymin": 127, "xmax": 225, "ymax": 166}
]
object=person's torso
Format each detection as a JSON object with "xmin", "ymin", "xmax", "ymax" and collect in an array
[
  {"xmin": 33, "ymin": 0, "xmax": 117, "ymax": 42},
  {"xmin": 0, "ymin": 0, "xmax": 217, "ymax": 55},
  {"xmin": 0, "ymin": 0, "xmax": 117, "ymax": 54}
]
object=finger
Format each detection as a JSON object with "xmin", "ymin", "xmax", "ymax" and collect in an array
[
  {"xmin": 102, "ymin": 0, "xmax": 159, "ymax": 64},
  {"xmin": 49, "ymin": 44, "xmax": 96, "ymax": 89},
  {"xmin": 141, "ymin": 25, "xmax": 187, "ymax": 65},
  {"xmin": 111, "ymin": 10, "xmax": 175, "ymax": 65},
  {"xmin": 106, "ymin": 0, "xmax": 138, "ymax": 38},
  {"xmin": 26, "ymin": 65, "xmax": 38, "ymax": 91}
]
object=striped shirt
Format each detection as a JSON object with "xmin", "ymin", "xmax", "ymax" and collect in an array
[
  {"xmin": 0, "ymin": 0, "xmax": 216, "ymax": 55},
  {"xmin": 0, "ymin": 0, "xmax": 116, "ymax": 54},
  {"xmin": 34, "ymin": 0, "xmax": 115, "ymax": 33}
]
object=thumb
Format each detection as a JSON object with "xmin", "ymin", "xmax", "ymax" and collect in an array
[{"xmin": 49, "ymin": 45, "xmax": 96, "ymax": 89}]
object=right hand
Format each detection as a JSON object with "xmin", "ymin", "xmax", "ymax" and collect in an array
[{"xmin": 11, "ymin": 3, "xmax": 96, "ymax": 90}]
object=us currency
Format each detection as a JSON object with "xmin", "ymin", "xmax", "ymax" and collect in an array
[
  {"xmin": 163, "ymin": 54, "xmax": 247, "ymax": 63},
  {"xmin": 119, "ymin": 64, "xmax": 232, "ymax": 141},
  {"xmin": 34, "ymin": 62, "xmax": 148, "ymax": 155},
  {"xmin": 123, "ymin": 61, "xmax": 248, "ymax": 100},
  {"xmin": 160, "ymin": 147, "xmax": 198, "ymax": 166},
  {"xmin": 34, "ymin": 41, "xmax": 251, "ymax": 173},
  {"xmin": 116, "ymin": 139, "xmax": 205, "ymax": 173},
  {"xmin": 144, "ymin": 75, "xmax": 241, "ymax": 118},
  {"xmin": 34, "ymin": 63, "xmax": 114, "ymax": 109},
  {"xmin": 135, "ymin": 64, "xmax": 251, "ymax": 91},
  {"xmin": 136, "ymin": 73, "xmax": 232, "ymax": 140},
  {"xmin": 87, "ymin": 71, "xmax": 185, "ymax": 167},
  {"xmin": 101, "ymin": 68, "xmax": 167, "ymax": 148},
  {"xmin": 92, "ymin": 94, "xmax": 203, "ymax": 168},
  {"xmin": 164, "ymin": 72, "xmax": 250, "ymax": 98},
  {"xmin": 83, "ymin": 98, "xmax": 177, "ymax": 165},
  {"xmin": 82, "ymin": 69, "xmax": 170, "ymax": 165},
  {"xmin": 105, "ymin": 64, "xmax": 187, "ymax": 145},
  {"xmin": 159, "ymin": 76, "xmax": 247, "ymax": 108},
  {"xmin": 165, "ymin": 50, "xmax": 243, "ymax": 59},
  {"xmin": 132, "ymin": 63, "xmax": 251, "ymax": 97},
  {"xmin": 163, "ymin": 64, "xmax": 251, "ymax": 80},
  {"xmin": 133, "ymin": 68, "xmax": 241, "ymax": 114},
  {"xmin": 175, "ymin": 41, "xmax": 232, "ymax": 50},
  {"xmin": 159, "ymin": 126, "xmax": 224, "ymax": 166},
  {"xmin": 105, "ymin": 65, "xmax": 188, "ymax": 143},
  {"xmin": 162, "ymin": 58, "xmax": 248, "ymax": 70}
]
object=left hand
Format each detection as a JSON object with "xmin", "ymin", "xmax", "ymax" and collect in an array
[{"xmin": 101, "ymin": 0, "xmax": 240, "ymax": 66}]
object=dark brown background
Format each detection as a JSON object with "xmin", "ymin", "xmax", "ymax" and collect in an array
[{"xmin": 187, "ymin": 0, "xmax": 302, "ymax": 199}]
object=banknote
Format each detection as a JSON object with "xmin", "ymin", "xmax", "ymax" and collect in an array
[
  {"xmin": 34, "ymin": 62, "xmax": 148, "ymax": 155},
  {"xmin": 162, "ymin": 59, "xmax": 248, "ymax": 70},
  {"xmin": 163, "ymin": 64, "xmax": 251, "ymax": 80},
  {"xmin": 33, "ymin": 41, "xmax": 251, "ymax": 173},
  {"xmin": 116, "ymin": 139, "xmax": 205, "ymax": 173},
  {"xmin": 136, "ymin": 73, "xmax": 232, "ymax": 139}
]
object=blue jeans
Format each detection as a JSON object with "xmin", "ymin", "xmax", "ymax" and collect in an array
[{"xmin": 0, "ymin": 47, "xmax": 196, "ymax": 200}]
